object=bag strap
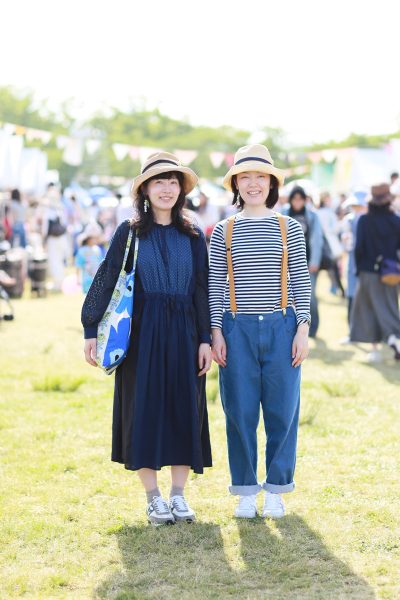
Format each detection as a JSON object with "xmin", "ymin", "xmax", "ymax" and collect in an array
[
  {"xmin": 223, "ymin": 215, "xmax": 237, "ymax": 313},
  {"xmin": 121, "ymin": 226, "xmax": 139, "ymax": 273}
]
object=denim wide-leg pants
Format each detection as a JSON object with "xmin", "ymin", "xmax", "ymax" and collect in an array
[{"xmin": 219, "ymin": 307, "xmax": 301, "ymax": 496}]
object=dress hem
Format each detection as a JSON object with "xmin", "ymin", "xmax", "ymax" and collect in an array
[{"xmin": 112, "ymin": 457, "xmax": 212, "ymax": 475}]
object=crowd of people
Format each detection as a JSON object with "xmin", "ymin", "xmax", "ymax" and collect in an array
[{"xmin": 1, "ymin": 169, "xmax": 399, "ymax": 363}]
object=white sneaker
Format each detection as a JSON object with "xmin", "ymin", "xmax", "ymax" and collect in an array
[
  {"xmin": 169, "ymin": 495, "xmax": 196, "ymax": 523},
  {"xmin": 262, "ymin": 492, "xmax": 285, "ymax": 519},
  {"xmin": 388, "ymin": 335, "xmax": 400, "ymax": 360},
  {"xmin": 147, "ymin": 496, "xmax": 175, "ymax": 526},
  {"xmin": 367, "ymin": 350, "xmax": 382, "ymax": 363},
  {"xmin": 235, "ymin": 494, "xmax": 257, "ymax": 518}
]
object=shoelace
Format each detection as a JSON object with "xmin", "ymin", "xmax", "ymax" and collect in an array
[
  {"xmin": 171, "ymin": 495, "xmax": 189, "ymax": 512},
  {"xmin": 151, "ymin": 496, "xmax": 170, "ymax": 515},
  {"xmin": 265, "ymin": 494, "xmax": 284, "ymax": 510},
  {"xmin": 238, "ymin": 495, "xmax": 256, "ymax": 511}
]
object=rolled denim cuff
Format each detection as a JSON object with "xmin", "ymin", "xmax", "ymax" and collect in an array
[
  {"xmin": 262, "ymin": 481, "xmax": 295, "ymax": 494},
  {"xmin": 228, "ymin": 483, "xmax": 262, "ymax": 496}
]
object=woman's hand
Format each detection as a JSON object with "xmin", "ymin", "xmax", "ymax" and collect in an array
[
  {"xmin": 292, "ymin": 323, "xmax": 309, "ymax": 367},
  {"xmin": 84, "ymin": 338, "xmax": 98, "ymax": 367},
  {"xmin": 198, "ymin": 343, "xmax": 212, "ymax": 376},
  {"xmin": 211, "ymin": 328, "xmax": 227, "ymax": 367}
]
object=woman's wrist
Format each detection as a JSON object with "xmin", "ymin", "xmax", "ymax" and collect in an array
[{"xmin": 297, "ymin": 322, "xmax": 310, "ymax": 335}]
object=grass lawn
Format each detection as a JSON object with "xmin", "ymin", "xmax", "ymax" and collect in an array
[{"xmin": 0, "ymin": 274, "xmax": 399, "ymax": 599}]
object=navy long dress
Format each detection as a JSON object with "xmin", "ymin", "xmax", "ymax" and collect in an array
[{"xmin": 81, "ymin": 220, "xmax": 212, "ymax": 474}]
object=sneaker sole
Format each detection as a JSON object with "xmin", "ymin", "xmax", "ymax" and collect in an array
[
  {"xmin": 172, "ymin": 514, "xmax": 196, "ymax": 523},
  {"xmin": 235, "ymin": 512, "xmax": 257, "ymax": 519},
  {"xmin": 262, "ymin": 511, "xmax": 285, "ymax": 519},
  {"xmin": 147, "ymin": 518, "xmax": 175, "ymax": 527}
]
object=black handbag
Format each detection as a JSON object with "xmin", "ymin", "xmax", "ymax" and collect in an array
[
  {"xmin": 48, "ymin": 217, "xmax": 66, "ymax": 237},
  {"xmin": 319, "ymin": 235, "xmax": 334, "ymax": 271}
]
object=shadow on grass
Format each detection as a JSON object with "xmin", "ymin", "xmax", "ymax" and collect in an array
[
  {"xmin": 95, "ymin": 516, "xmax": 375, "ymax": 599},
  {"xmin": 311, "ymin": 337, "xmax": 355, "ymax": 365},
  {"xmin": 237, "ymin": 515, "xmax": 376, "ymax": 599}
]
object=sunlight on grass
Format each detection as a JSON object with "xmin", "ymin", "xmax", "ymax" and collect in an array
[
  {"xmin": 0, "ymin": 275, "xmax": 399, "ymax": 599},
  {"xmin": 32, "ymin": 375, "xmax": 86, "ymax": 393}
]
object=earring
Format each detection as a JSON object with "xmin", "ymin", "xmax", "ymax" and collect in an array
[{"xmin": 144, "ymin": 198, "xmax": 149, "ymax": 213}]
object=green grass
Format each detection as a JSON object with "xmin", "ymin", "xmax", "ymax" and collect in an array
[{"xmin": 0, "ymin": 274, "xmax": 399, "ymax": 599}]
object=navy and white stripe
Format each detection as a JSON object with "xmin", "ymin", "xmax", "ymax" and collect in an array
[{"xmin": 209, "ymin": 214, "xmax": 311, "ymax": 328}]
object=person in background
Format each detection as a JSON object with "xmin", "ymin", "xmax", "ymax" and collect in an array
[
  {"xmin": 318, "ymin": 192, "xmax": 345, "ymax": 297},
  {"xmin": 283, "ymin": 186, "xmax": 323, "ymax": 338},
  {"xmin": 350, "ymin": 183, "xmax": 400, "ymax": 362},
  {"xmin": 75, "ymin": 222, "xmax": 104, "ymax": 294},
  {"xmin": 41, "ymin": 183, "xmax": 69, "ymax": 292},
  {"xmin": 196, "ymin": 191, "xmax": 220, "ymax": 241},
  {"xmin": 10, "ymin": 189, "xmax": 27, "ymax": 248},
  {"xmin": 340, "ymin": 192, "xmax": 368, "ymax": 343},
  {"xmin": 390, "ymin": 172, "xmax": 399, "ymax": 186},
  {"xmin": 116, "ymin": 193, "xmax": 136, "ymax": 225}
]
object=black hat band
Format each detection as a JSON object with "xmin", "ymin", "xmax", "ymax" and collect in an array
[
  {"xmin": 235, "ymin": 156, "xmax": 272, "ymax": 166},
  {"xmin": 142, "ymin": 159, "xmax": 179, "ymax": 174}
]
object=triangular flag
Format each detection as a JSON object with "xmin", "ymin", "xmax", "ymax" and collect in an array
[
  {"xmin": 173, "ymin": 149, "xmax": 198, "ymax": 165},
  {"xmin": 63, "ymin": 139, "xmax": 84, "ymax": 166},
  {"xmin": 209, "ymin": 151, "xmax": 225, "ymax": 169},
  {"xmin": 112, "ymin": 143, "xmax": 130, "ymax": 161},
  {"xmin": 139, "ymin": 146, "xmax": 161, "ymax": 163},
  {"xmin": 86, "ymin": 140, "xmax": 101, "ymax": 155},
  {"xmin": 225, "ymin": 153, "xmax": 235, "ymax": 167}
]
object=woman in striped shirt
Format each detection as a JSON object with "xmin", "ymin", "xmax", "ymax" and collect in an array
[{"xmin": 209, "ymin": 144, "xmax": 311, "ymax": 519}]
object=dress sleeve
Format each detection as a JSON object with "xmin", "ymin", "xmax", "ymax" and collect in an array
[
  {"xmin": 192, "ymin": 229, "xmax": 211, "ymax": 344},
  {"xmin": 81, "ymin": 221, "xmax": 131, "ymax": 339},
  {"xmin": 287, "ymin": 218, "xmax": 311, "ymax": 325}
]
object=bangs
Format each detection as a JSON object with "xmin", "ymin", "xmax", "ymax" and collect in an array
[{"xmin": 147, "ymin": 171, "xmax": 184, "ymax": 184}]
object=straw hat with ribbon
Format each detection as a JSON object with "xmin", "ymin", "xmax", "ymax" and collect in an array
[
  {"xmin": 130, "ymin": 151, "xmax": 198, "ymax": 198},
  {"xmin": 223, "ymin": 144, "xmax": 285, "ymax": 191}
]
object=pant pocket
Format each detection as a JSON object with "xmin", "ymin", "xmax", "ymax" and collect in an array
[{"xmin": 222, "ymin": 312, "xmax": 236, "ymax": 337}]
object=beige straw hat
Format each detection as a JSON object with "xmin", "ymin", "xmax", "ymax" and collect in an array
[
  {"xmin": 130, "ymin": 151, "xmax": 198, "ymax": 198},
  {"xmin": 223, "ymin": 144, "xmax": 285, "ymax": 190}
]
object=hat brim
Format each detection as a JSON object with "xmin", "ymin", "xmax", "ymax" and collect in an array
[
  {"xmin": 130, "ymin": 165, "xmax": 198, "ymax": 198},
  {"xmin": 223, "ymin": 161, "xmax": 285, "ymax": 190}
]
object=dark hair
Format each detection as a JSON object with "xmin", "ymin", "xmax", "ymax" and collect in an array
[
  {"xmin": 11, "ymin": 188, "xmax": 21, "ymax": 202},
  {"xmin": 289, "ymin": 186, "xmax": 307, "ymax": 203},
  {"xmin": 231, "ymin": 174, "xmax": 279, "ymax": 210},
  {"xmin": 390, "ymin": 172, "xmax": 399, "ymax": 179},
  {"xmin": 134, "ymin": 171, "xmax": 198, "ymax": 238}
]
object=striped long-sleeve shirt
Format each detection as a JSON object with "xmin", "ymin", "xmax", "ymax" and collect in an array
[{"xmin": 209, "ymin": 213, "xmax": 311, "ymax": 329}]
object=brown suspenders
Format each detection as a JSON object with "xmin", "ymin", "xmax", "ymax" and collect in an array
[{"xmin": 224, "ymin": 212, "xmax": 289, "ymax": 315}]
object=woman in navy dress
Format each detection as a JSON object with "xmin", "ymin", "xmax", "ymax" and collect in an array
[{"xmin": 82, "ymin": 152, "xmax": 212, "ymax": 525}]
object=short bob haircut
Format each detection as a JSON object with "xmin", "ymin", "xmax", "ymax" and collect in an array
[{"xmin": 231, "ymin": 174, "xmax": 280, "ymax": 210}]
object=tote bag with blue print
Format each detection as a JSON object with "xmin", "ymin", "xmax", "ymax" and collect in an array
[{"xmin": 96, "ymin": 229, "xmax": 139, "ymax": 375}]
